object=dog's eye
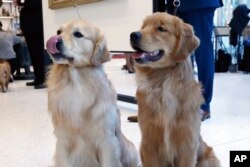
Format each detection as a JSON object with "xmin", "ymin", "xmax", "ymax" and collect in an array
[
  {"xmin": 57, "ymin": 30, "xmax": 61, "ymax": 35},
  {"xmin": 158, "ymin": 26, "xmax": 167, "ymax": 32},
  {"xmin": 73, "ymin": 31, "xmax": 84, "ymax": 38}
]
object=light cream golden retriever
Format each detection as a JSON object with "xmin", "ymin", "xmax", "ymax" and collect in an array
[
  {"xmin": 46, "ymin": 20, "xmax": 140, "ymax": 167},
  {"xmin": 0, "ymin": 60, "xmax": 11, "ymax": 93},
  {"xmin": 130, "ymin": 12, "xmax": 220, "ymax": 167}
]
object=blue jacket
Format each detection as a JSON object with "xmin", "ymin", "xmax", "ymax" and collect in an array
[{"xmin": 178, "ymin": 0, "xmax": 223, "ymax": 12}]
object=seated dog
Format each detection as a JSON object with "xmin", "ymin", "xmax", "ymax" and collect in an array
[
  {"xmin": 130, "ymin": 12, "xmax": 220, "ymax": 167},
  {"xmin": 46, "ymin": 19, "xmax": 140, "ymax": 167}
]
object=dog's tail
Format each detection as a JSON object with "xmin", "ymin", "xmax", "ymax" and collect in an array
[{"xmin": 196, "ymin": 137, "xmax": 220, "ymax": 167}]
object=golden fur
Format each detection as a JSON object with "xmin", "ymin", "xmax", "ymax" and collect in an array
[
  {"xmin": 130, "ymin": 12, "xmax": 220, "ymax": 167},
  {"xmin": 0, "ymin": 60, "xmax": 11, "ymax": 93},
  {"xmin": 46, "ymin": 20, "xmax": 140, "ymax": 167}
]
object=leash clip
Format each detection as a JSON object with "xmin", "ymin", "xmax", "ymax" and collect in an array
[
  {"xmin": 173, "ymin": 0, "xmax": 181, "ymax": 16},
  {"xmin": 173, "ymin": 0, "xmax": 181, "ymax": 7}
]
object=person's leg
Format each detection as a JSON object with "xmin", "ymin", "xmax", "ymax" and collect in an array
[
  {"xmin": 23, "ymin": 31, "xmax": 45, "ymax": 87},
  {"xmin": 180, "ymin": 8, "xmax": 216, "ymax": 120},
  {"xmin": 125, "ymin": 54, "xmax": 135, "ymax": 73},
  {"xmin": 22, "ymin": 42, "xmax": 31, "ymax": 66},
  {"xmin": 19, "ymin": 42, "xmax": 31, "ymax": 74},
  {"xmin": 7, "ymin": 58, "xmax": 17, "ymax": 75},
  {"xmin": 13, "ymin": 43, "xmax": 23, "ymax": 75}
]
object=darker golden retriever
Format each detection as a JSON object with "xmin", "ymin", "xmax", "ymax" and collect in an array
[{"xmin": 130, "ymin": 12, "xmax": 220, "ymax": 167}]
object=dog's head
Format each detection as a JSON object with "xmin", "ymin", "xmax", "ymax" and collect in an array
[
  {"xmin": 130, "ymin": 12, "xmax": 199, "ymax": 68},
  {"xmin": 46, "ymin": 20, "xmax": 110, "ymax": 67}
]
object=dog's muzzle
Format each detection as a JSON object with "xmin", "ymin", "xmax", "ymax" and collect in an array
[
  {"xmin": 130, "ymin": 31, "xmax": 142, "ymax": 49},
  {"xmin": 130, "ymin": 32, "xmax": 142, "ymax": 42},
  {"xmin": 129, "ymin": 31, "xmax": 164, "ymax": 64},
  {"xmin": 46, "ymin": 35, "xmax": 74, "ymax": 62},
  {"xmin": 46, "ymin": 35, "xmax": 63, "ymax": 55}
]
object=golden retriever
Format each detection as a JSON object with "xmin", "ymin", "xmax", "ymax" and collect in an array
[
  {"xmin": 46, "ymin": 20, "xmax": 140, "ymax": 167},
  {"xmin": 0, "ymin": 60, "xmax": 11, "ymax": 93},
  {"xmin": 130, "ymin": 12, "xmax": 220, "ymax": 167}
]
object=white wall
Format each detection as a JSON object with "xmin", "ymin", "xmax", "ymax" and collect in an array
[{"xmin": 42, "ymin": 0, "xmax": 152, "ymax": 51}]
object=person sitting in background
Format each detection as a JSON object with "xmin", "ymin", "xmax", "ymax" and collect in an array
[
  {"xmin": 0, "ymin": 21, "xmax": 22, "ymax": 76},
  {"xmin": 13, "ymin": 38, "xmax": 32, "ymax": 75}
]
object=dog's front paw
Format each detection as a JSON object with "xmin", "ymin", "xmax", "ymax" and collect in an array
[{"xmin": 1, "ymin": 87, "xmax": 7, "ymax": 93}]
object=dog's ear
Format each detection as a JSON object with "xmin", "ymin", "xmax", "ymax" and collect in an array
[
  {"xmin": 173, "ymin": 20, "xmax": 200, "ymax": 62},
  {"xmin": 91, "ymin": 32, "xmax": 111, "ymax": 66}
]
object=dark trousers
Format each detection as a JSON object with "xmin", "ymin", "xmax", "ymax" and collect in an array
[
  {"xmin": 155, "ymin": 1, "xmax": 216, "ymax": 112},
  {"xmin": 14, "ymin": 42, "xmax": 31, "ymax": 70},
  {"xmin": 7, "ymin": 58, "xmax": 17, "ymax": 75},
  {"xmin": 23, "ymin": 31, "xmax": 45, "ymax": 83},
  {"xmin": 179, "ymin": 8, "xmax": 216, "ymax": 112}
]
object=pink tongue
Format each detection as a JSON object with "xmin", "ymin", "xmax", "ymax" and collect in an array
[
  {"xmin": 46, "ymin": 35, "xmax": 60, "ymax": 55},
  {"xmin": 131, "ymin": 52, "xmax": 144, "ymax": 59}
]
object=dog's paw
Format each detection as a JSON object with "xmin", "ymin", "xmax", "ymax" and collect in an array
[{"xmin": 1, "ymin": 87, "xmax": 7, "ymax": 93}]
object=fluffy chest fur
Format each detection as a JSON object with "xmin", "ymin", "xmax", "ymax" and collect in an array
[
  {"xmin": 47, "ymin": 65, "xmax": 121, "ymax": 167},
  {"xmin": 135, "ymin": 61, "xmax": 203, "ymax": 138},
  {"xmin": 47, "ymin": 64, "xmax": 118, "ymax": 137},
  {"xmin": 136, "ymin": 62, "xmax": 202, "ymax": 119}
]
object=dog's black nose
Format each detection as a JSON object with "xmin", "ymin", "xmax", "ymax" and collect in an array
[
  {"xmin": 130, "ymin": 32, "xmax": 142, "ymax": 42},
  {"xmin": 56, "ymin": 37, "xmax": 63, "ymax": 52}
]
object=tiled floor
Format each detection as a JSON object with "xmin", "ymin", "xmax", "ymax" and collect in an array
[{"xmin": 0, "ymin": 59, "xmax": 250, "ymax": 167}]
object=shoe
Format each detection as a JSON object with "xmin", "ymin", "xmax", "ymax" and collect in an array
[
  {"xmin": 34, "ymin": 83, "xmax": 46, "ymax": 89},
  {"xmin": 127, "ymin": 116, "xmax": 138, "ymax": 122},
  {"xmin": 201, "ymin": 110, "xmax": 211, "ymax": 121},
  {"xmin": 26, "ymin": 81, "xmax": 36, "ymax": 86},
  {"xmin": 128, "ymin": 70, "xmax": 135, "ymax": 74},
  {"xmin": 122, "ymin": 65, "xmax": 135, "ymax": 73},
  {"xmin": 122, "ymin": 65, "xmax": 128, "ymax": 70}
]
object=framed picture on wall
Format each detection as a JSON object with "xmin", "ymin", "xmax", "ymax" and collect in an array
[{"xmin": 49, "ymin": 0, "xmax": 102, "ymax": 9}]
